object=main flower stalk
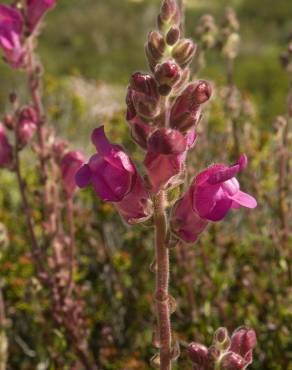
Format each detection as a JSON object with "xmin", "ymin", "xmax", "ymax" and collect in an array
[{"xmin": 154, "ymin": 191, "xmax": 171, "ymax": 370}]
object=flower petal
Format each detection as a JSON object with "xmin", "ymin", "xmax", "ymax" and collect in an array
[
  {"xmin": 230, "ymin": 190, "xmax": 257, "ymax": 209},
  {"xmin": 75, "ymin": 164, "xmax": 92, "ymax": 188}
]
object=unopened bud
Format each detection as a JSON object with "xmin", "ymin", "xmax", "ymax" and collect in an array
[
  {"xmin": 170, "ymin": 81, "xmax": 211, "ymax": 131},
  {"xmin": 214, "ymin": 327, "xmax": 231, "ymax": 350},
  {"xmin": 166, "ymin": 25, "xmax": 180, "ymax": 45},
  {"xmin": 129, "ymin": 117, "xmax": 152, "ymax": 150},
  {"xmin": 230, "ymin": 327, "xmax": 257, "ymax": 358},
  {"xmin": 172, "ymin": 39, "xmax": 197, "ymax": 67},
  {"xmin": 17, "ymin": 106, "xmax": 38, "ymax": 147},
  {"xmin": 220, "ymin": 352, "xmax": 246, "ymax": 370},
  {"xmin": 148, "ymin": 128, "xmax": 186, "ymax": 155},
  {"xmin": 154, "ymin": 61, "xmax": 180, "ymax": 93},
  {"xmin": 160, "ymin": 0, "xmax": 178, "ymax": 23},
  {"xmin": 128, "ymin": 73, "xmax": 160, "ymax": 120},
  {"xmin": 188, "ymin": 342, "xmax": 208, "ymax": 366},
  {"xmin": 9, "ymin": 92, "xmax": 17, "ymax": 104},
  {"xmin": 147, "ymin": 31, "xmax": 165, "ymax": 61}
]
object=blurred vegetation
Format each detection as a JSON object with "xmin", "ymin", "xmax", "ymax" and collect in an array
[{"xmin": 0, "ymin": 0, "xmax": 291, "ymax": 369}]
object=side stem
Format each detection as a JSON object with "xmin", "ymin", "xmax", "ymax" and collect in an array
[{"xmin": 154, "ymin": 191, "xmax": 172, "ymax": 370}]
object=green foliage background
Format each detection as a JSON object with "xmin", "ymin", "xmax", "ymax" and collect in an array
[{"xmin": 0, "ymin": 1, "xmax": 291, "ymax": 369}]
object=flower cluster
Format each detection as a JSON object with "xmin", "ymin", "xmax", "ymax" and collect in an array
[
  {"xmin": 0, "ymin": 0, "xmax": 55, "ymax": 68},
  {"xmin": 76, "ymin": 0, "xmax": 256, "ymax": 242},
  {"xmin": 188, "ymin": 327, "xmax": 257, "ymax": 370}
]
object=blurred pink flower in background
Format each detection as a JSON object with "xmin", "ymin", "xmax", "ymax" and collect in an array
[
  {"xmin": 61, "ymin": 150, "xmax": 84, "ymax": 197},
  {"xmin": 0, "ymin": 123, "xmax": 13, "ymax": 168}
]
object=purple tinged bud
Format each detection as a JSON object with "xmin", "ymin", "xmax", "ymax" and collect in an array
[
  {"xmin": 170, "ymin": 81, "xmax": 211, "ymax": 131},
  {"xmin": 166, "ymin": 25, "xmax": 180, "ymax": 45},
  {"xmin": 188, "ymin": 343, "xmax": 209, "ymax": 366},
  {"xmin": 128, "ymin": 73, "xmax": 160, "ymax": 120},
  {"xmin": 0, "ymin": 123, "xmax": 13, "ymax": 169},
  {"xmin": 17, "ymin": 106, "xmax": 38, "ymax": 146},
  {"xmin": 147, "ymin": 31, "xmax": 165, "ymax": 60},
  {"xmin": 154, "ymin": 61, "xmax": 180, "ymax": 88},
  {"xmin": 128, "ymin": 117, "xmax": 153, "ymax": 150},
  {"xmin": 147, "ymin": 128, "xmax": 187, "ymax": 155},
  {"xmin": 230, "ymin": 327, "xmax": 257, "ymax": 359},
  {"xmin": 220, "ymin": 352, "xmax": 246, "ymax": 370},
  {"xmin": 172, "ymin": 39, "xmax": 197, "ymax": 67},
  {"xmin": 214, "ymin": 327, "xmax": 231, "ymax": 350},
  {"xmin": 160, "ymin": 0, "xmax": 178, "ymax": 22},
  {"xmin": 61, "ymin": 151, "xmax": 84, "ymax": 197}
]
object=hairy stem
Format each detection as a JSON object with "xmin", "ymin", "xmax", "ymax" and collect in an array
[{"xmin": 154, "ymin": 191, "xmax": 172, "ymax": 370}]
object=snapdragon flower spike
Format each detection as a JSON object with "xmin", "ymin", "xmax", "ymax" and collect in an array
[
  {"xmin": 170, "ymin": 80, "xmax": 212, "ymax": 132},
  {"xmin": 26, "ymin": 0, "xmax": 56, "ymax": 33},
  {"xmin": 61, "ymin": 151, "xmax": 84, "ymax": 198},
  {"xmin": 75, "ymin": 126, "xmax": 152, "ymax": 224},
  {"xmin": 0, "ymin": 123, "xmax": 13, "ymax": 169},
  {"xmin": 0, "ymin": 4, "xmax": 25, "ymax": 68},
  {"xmin": 144, "ymin": 129, "xmax": 196, "ymax": 193},
  {"xmin": 17, "ymin": 106, "xmax": 38, "ymax": 146},
  {"xmin": 171, "ymin": 155, "xmax": 257, "ymax": 243}
]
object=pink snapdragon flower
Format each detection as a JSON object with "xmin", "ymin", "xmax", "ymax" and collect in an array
[
  {"xmin": 171, "ymin": 154, "xmax": 257, "ymax": 243},
  {"xmin": 17, "ymin": 106, "xmax": 38, "ymax": 146},
  {"xmin": 0, "ymin": 4, "xmax": 25, "ymax": 68},
  {"xmin": 0, "ymin": 123, "xmax": 13, "ymax": 168},
  {"xmin": 61, "ymin": 151, "xmax": 84, "ymax": 198},
  {"xmin": 76, "ymin": 126, "xmax": 152, "ymax": 224},
  {"xmin": 144, "ymin": 128, "xmax": 196, "ymax": 193},
  {"xmin": 26, "ymin": 0, "xmax": 56, "ymax": 33}
]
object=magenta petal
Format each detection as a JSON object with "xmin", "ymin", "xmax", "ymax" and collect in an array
[
  {"xmin": 144, "ymin": 151, "xmax": 184, "ymax": 193},
  {"xmin": 230, "ymin": 190, "xmax": 257, "ymax": 209},
  {"xmin": 75, "ymin": 164, "xmax": 92, "ymax": 188},
  {"xmin": 91, "ymin": 126, "xmax": 112, "ymax": 156},
  {"xmin": 205, "ymin": 197, "xmax": 232, "ymax": 221},
  {"xmin": 171, "ymin": 191, "xmax": 208, "ymax": 243},
  {"xmin": 193, "ymin": 184, "xmax": 221, "ymax": 218}
]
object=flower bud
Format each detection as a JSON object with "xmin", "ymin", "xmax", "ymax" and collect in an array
[
  {"xmin": 187, "ymin": 342, "xmax": 209, "ymax": 366},
  {"xmin": 220, "ymin": 352, "xmax": 246, "ymax": 370},
  {"xmin": 214, "ymin": 327, "xmax": 231, "ymax": 351},
  {"xmin": 230, "ymin": 327, "xmax": 257, "ymax": 359},
  {"xmin": 147, "ymin": 128, "xmax": 187, "ymax": 155},
  {"xmin": 0, "ymin": 123, "xmax": 13, "ymax": 169},
  {"xmin": 154, "ymin": 61, "xmax": 180, "ymax": 94},
  {"xmin": 222, "ymin": 33, "xmax": 240, "ymax": 60},
  {"xmin": 159, "ymin": 0, "xmax": 179, "ymax": 23},
  {"xmin": 61, "ymin": 151, "xmax": 84, "ymax": 197},
  {"xmin": 166, "ymin": 25, "xmax": 180, "ymax": 46},
  {"xmin": 147, "ymin": 31, "xmax": 165, "ymax": 61},
  {"xmin": 128, "ymin": 73, "xmax": 160, "ymax": 120},
  {"xmin": 170, "ymin": 81, "xmax": 211, "ymax": 131},
  {"xmin": 17, "ymin": 106, "xmax": 38, "ymax": 146},
  {"xmin": 129, "ymin": 117, "xmax": 153, "ymax": 150},
  {"xmin": 172, "ymin": 39, "xmax": 197, "ymax": 67}
]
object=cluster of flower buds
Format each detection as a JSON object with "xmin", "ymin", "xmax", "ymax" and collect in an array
[
  {"xmin": 0, "ymin": 0, "xmax": 55, "ymax": 68},
  {"xmin": 220, "ymin": 8, "xmax": 240, "ymax": 60},
  {"xmin": 124, "ymin": 0, "xmax": 212, "ymax": 194},
  {"xmin": 188, "ymin": 327, "xmax": 257, "ymax": 370}
]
